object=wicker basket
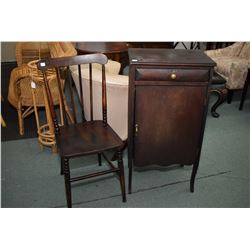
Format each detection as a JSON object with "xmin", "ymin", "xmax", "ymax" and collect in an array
[
  {"xmin": 28, "ymin": 60, "xmax": 60, "ymax": 153},
  {"xmin": 27, "ymin": 59, "xmax": 56, "ymax": 83}
]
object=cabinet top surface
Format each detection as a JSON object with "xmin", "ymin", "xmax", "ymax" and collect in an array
[{"xmin": 128, "ymin": 48, "xmax": 216, "ymax": 67}]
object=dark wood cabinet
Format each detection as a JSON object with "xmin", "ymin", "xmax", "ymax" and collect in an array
[{"xmin": 128, "ymin": 48, "xmax": 216, "ymax": 193}]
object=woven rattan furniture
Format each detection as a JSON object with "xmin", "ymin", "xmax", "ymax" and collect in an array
[
  {"xmin": 1, "ymin": 96, "xmax": 7, "ymax": 127},
  {"xmin": 28, "ymin": 59, "xmax": 62, "ymax": 152},
  {"xmin": 1, "ymin": 115, "xmax": 6, "ymax": 127},
  {"xmin": 16, "ymin": 42, "xmax": 51, "ymax": 66},
  {"xmin": 8, "ymin": 42, "xmax": 60, "ymax": 136},
  {"xmin": 37, "ymin": 54, "xmax": 126, "ymax": 208},
  {"xmin": 8, "ymin": 42, "xmax": 77, "ymax": 150}
]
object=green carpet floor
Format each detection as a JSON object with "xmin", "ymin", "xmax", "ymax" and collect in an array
[{"xmin": 1, "ymin": 94, "xmax": 249, "ymax": 208}]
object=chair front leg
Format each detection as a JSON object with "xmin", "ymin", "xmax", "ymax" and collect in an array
[
  {"xmin": 17, "ymin": 100, "xmax": 24, "ymax": 135},
  {"xmin": 60, "ymin": 157, "xmax": 64, "ymax": 175}
]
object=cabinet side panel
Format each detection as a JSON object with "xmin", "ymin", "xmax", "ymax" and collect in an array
[{"xmin": 134, "ymin": 85, "xmax": 207, "ymax": 166}]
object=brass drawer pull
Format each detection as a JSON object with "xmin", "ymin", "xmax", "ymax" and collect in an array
[
  {"xmin": 135, "ymin": 124, "xmax": 139, "ymax": 134},
  {"xmin": 171, "ymin": 72, "xmax": 177, "ymax": 80}
]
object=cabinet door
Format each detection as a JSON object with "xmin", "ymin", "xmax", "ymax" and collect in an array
[{"xmin": 133, "ymin": 84, "xmax": 207, "ymax": 166}]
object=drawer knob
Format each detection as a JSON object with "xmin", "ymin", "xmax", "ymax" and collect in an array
[
  {"xmin": 171, "ymin": 73, "xmax": 177, "ymax": 80},
  {"xmin": 135, "ymin": 124, "xmax": 139, "ymax": 134}
]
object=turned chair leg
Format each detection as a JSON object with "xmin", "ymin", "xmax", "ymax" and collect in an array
[
  {"xmin": 111, "ymin": 141, "xmax": 127, "ymax": 161},
  {"xmin": 63, "ymin": 158, "xmax": 72, "ymax": 208},
  {"xmin": 117, "ymin": 150, "xmax": 126, "ymax": 202},
  {"xmin": 60, "ymin": 157, "xmax": 64, "ymax": 175}
]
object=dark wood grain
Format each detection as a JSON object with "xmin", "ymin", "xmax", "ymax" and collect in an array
[
  {"xmin": 135, "ymin": 68, "xmax": 209, "ymax": 82},
  {"xmin": 38, "ymin": 54, "xmax": 126, "ymax": 207},
  {"xmin": 128, "ymin": 48, "xmax": 215, "ymax": 66},
  {"xmin": 128, "ymin": 48, "xmax": 215, "ymax": 194},
  {"xmin": 37, "ymin": 53, "xmax": 108, "ymax": 70},
  {"xmin": 133, "ymin": 85, "xmax": 207, "ymax": 166}
]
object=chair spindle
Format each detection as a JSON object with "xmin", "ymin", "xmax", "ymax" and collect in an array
[
  {"xmin": 55, "ymin": 68, "xmax": 67, "ymax": 127},
  {"xmin": 89, "ymin": 63, "xmax": 93, "ymax": 121},
  {"xmin": 67, "ymin": 66, "xmax": 77, "ymax": 124},
  {"xmin": 77, "ymin": 64, "xmax": 85, "ymax": 122},
  {"xmin": 102, "ymin": 64, "xmax": 107, "ymax": 125}
]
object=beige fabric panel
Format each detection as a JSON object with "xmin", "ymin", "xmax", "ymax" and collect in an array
[{"xmin": 72, "ymin": 67, "xmax": 128, "ymax": 141}]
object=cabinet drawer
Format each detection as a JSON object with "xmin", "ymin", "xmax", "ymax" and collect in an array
[{"xmin": 135, "ymin": 68, "xmax": 209, "ymax": 82}]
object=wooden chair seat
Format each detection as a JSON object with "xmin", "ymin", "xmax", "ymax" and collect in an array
[{"xmin": 57, "ymin": 121, "xmax": 123, "ymax": 158}]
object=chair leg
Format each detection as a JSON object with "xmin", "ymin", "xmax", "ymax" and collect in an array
[
  {"xmin": 17, "ymin": 101, "xmax": 24, "ymax": 135},
  {"xmin": 52, "ymin": 144, "xmax": 57, "ymax": 154},
  {"xmin": 227, "ymin": 89, "xmax": 234, "ymax": 104},
  {"xmin": 117, "ymin": 150, "xmax": 126, "ymax": 202},
  {"xmin": 239, "ymin": 80, "xmax": 249, "ymax": 110},
  {"xmin": 60, "ymin": 157, "xmax": 64, "ymax": 175},
  {"xmin": 97, "ymin": 153, "xmax": 102, "ymax": 166},
  {"xmin": 1, "ymin": 114, "xmax": 6, "ymax": 127},
  {"xmin": 111, "ymin": 141, "xmax": 127, "ymax": 161},
  {"xmin": 210, "ymin": 88, "xmax": 228, "ymax": 118},
  {"xmin": 63, "ymin": 157, "xmax": 72, "ymax": 208}
]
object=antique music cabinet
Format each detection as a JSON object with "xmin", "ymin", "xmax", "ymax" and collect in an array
[{"xmin": 127, "ymin": 48, "xmax": 215, "ymax": 194}]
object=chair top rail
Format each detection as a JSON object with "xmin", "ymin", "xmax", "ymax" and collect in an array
[{"xmin": 37, "ymin": 53, "xmax": 108, "ymax": 70}]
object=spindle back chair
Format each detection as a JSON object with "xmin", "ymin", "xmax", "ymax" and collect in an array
[{"xmin": 37, "ymin": 54, "xmax": 126, "ymax": 207}]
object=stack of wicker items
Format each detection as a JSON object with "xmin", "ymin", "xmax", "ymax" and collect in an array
[{"xmin": 8, "ymin": 42, "xmax": 77, "ymax": 152}]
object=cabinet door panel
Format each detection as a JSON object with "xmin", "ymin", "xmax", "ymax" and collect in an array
[{"xmin": 134, "ymin": 85, "xmax": 207, "ymax": 166}]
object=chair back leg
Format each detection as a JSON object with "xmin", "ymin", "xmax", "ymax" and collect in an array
[
  {"xmin": 117, "ymin": 150, "xmax": 126, "ymax": 202},
  {"xmin": 63, "ymin": 157, "xmax": 72, "ymax": 208}
]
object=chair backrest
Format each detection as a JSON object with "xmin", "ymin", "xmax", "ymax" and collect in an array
[
  {"xmin": 238, "ymin": 42, "xmax": 250, "ymax": 63},
  {"xmin": 48, "ymin": 42, "xmax": 77, "ymax": 58},
  {"xmin": 37, "ymin": 54, "xmax": 108, "ymax": 134},
  {"xmin": 16, "ymin": 42, "xmax": 51, "ymax": 66}
]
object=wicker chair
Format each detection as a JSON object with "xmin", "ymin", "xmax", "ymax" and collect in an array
[
  {"xmin": 8, "ymin": 42, "xmax": 77, "ymax": 136},
  {"xmin": 15, "ymin": 42, "xmax": 51, "ymax": 66}
]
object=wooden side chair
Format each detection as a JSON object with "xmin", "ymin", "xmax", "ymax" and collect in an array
[{"xmin": 37, "ymin": 54, "xmax": 126, "ymax": 208}]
